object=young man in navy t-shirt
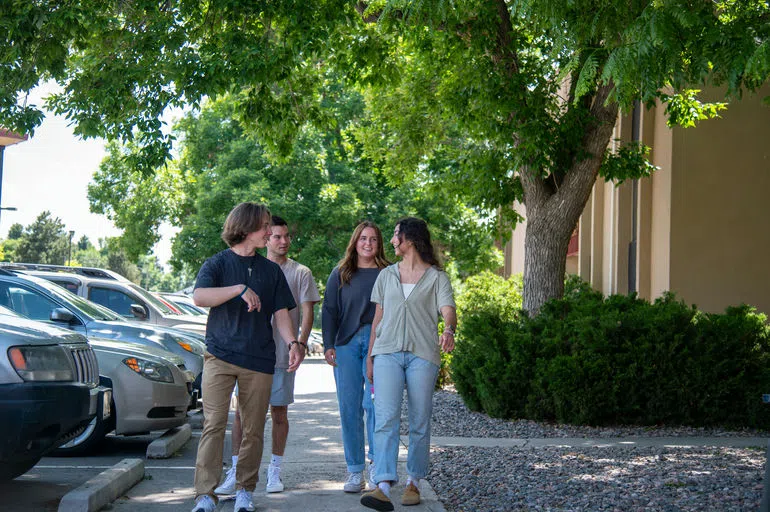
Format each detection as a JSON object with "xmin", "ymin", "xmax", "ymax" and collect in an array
[{"xmin": 190, "ymin": 202, "xmax": 306, "ymax": 512}]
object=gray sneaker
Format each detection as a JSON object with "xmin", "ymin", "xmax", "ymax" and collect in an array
[
  {"xmin": 191, "ymin": 494, "xmax": 216, "ymax": 512},
  {"xmin": 234, "ymin": 489, "xmax": 255, "ymax": 512},
  {"xmin": 266, "ymin": 464, "xmax": 284, "ymax": 493},
  {"xmin": 343, "ymin": 471, "xmax": 365, "ymax": 493},
  {"xmin": 214, "ymin": 465, "xmax": 236, "ymax": 495}
]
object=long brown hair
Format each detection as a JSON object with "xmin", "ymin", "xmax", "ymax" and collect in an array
[
  {"xmin": 396, "ymin": 217, "xmax": 442, "ymax": 269},
  {"xmin": 338, "ymin": 221, "xmax": 390, "ymax": 285}
]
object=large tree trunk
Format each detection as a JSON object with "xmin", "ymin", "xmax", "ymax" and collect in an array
[
  {"xmin": 520, "ymin": 83, "xmax": 619, "ymax": 315},
  {"xmin": 522, "ymin": 213, "xmax": 572, "ymax": 314}
]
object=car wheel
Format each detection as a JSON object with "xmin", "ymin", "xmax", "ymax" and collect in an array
[
  {"xmin": 0, "ymin": 456, "xmax": 41, "ymax": 481},
  {"xmin": 52, "ymin": 399, "xmax": 115, "ymax": 456}
]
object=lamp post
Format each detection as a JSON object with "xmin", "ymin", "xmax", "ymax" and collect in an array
[
  {"xmin": 68, "ymin": 230, "xmax": 75, "ymax": 266},
  {"xmin": 0, "ymin": 129, "xmax": 28, "ymax": 229}
]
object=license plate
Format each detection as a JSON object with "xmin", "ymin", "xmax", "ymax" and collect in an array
[{"xmin": 102, "ymin": 389, "xmax": 112, "ymax": 420}]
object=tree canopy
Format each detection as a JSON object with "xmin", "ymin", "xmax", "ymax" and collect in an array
[
  {"xmin": 5, "ymin": 0, "xmax": 769, "ymax": 312},
  {"xmin": 13, "ymin": 211, "xmax": 69, "ymax": 264},
  {"xmin": 90, "ymin": 89, "xmax": 503, "ymax": 284}
]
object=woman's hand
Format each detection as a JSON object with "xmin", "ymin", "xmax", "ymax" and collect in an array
[
  {"xmin": 439, "ymin": 330, "xmax": 455, "ymax": 353},
  {"xmin": 366, "ymin": 355, "xmax": 374, "ymax": 383},
  {"xmin": 324, "ymin": 348, "xmax": 337, "ymax": 367}
]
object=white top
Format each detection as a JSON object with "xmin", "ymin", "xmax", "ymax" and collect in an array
[{"xmin": 401, "ymin": 283, "xmax": 416, "ymax": 299}]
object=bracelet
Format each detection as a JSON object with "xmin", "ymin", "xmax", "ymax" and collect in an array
[
  {"xmin": 443, "ymin": 325, "xmax": 456, "ymax": 334},
  {"xmin": 239, "ymin": 285, "xmax": 248, "ymax": 297},
  {"xmin": 289, "ymin": 340, "xmax": 307, "ymax": 353}
]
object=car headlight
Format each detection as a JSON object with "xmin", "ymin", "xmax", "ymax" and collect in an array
[
  {"xmin": 8, "ymin": 345, "xmax": 74, "ymax": 382},
  {"xmin": 175, "ymin": 338, "xmax": 203, "ymax": 355},
  {"xmin": 122, "ymin": 357, "xmax": 174, "ymax": 383}
]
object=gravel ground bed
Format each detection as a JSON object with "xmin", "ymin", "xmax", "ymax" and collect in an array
[
  {"xmin": 428, "ymin": 445, "xmax": 765, "ymax": 512},
  {"xmin": 411, "ymin": 388, "xmax": 770, "ymax": 439},
  {"xmin": 413, "ymin": 388, "xmax": 769, "ymax": 511}
]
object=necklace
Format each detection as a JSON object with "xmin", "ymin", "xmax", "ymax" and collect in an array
[{"xmin": 245, "ymin": 253, "xmax": 257, "ymax": 282}]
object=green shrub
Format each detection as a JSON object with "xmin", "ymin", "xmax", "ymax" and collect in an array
[
  {"xmin": 451, "ymin": 272, "xmax": 523, "ymax": 414},
  {"xmin": 452, "ymin": 272, "xmax": 770, "ymax": 428},
  {"xmin": 436, "ymin": 351, "xmax": 452, "ymax": 390}
]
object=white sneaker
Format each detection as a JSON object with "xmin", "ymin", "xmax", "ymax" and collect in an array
[
  {"xmin": 343, "ymin": 471, "xmax": 364, "ymax": 493},
  {"xmin": 214, "ymin": 465, "xmax": 236, "ymax": 495},
  {"xmin": 367, "ymin": 462, "xmax": 377, "ymax": 490},
  {"xmin": 191, "ymin": 494, "xmax": 216, "ymax": 512},
  {"xmin": 234, "ymin": 489, "xmax": 255, "ymax": 512},
  {"xmin": 266, "ymin": 464, "xmax": 284, "ymax": 493}
]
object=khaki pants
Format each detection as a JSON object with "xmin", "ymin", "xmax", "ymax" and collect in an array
[{"xmin": 194, "ymin": 352, "xmax": 273, "ymax": 499}]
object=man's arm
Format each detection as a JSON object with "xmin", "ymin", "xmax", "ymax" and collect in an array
[
  {"xmin": 298, "ymin": 301, "xmax": 317, "ymax": 345},
  {"xmin": 274, "ymin": 308, "xmax": 305, "ymax": 371},
  {"xmin": 194, "ymin": 285, "xmax": 261, "ymax": 312}
]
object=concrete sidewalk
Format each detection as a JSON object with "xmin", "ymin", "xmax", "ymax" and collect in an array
[{"xmin": 114, "ymin": 357, "xmax": 446, "ymax": 511}]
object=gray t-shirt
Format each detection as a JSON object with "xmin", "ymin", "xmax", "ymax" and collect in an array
[{"xmin": 273, "ymin": 258, "xmax": 321, "ymax": 369}]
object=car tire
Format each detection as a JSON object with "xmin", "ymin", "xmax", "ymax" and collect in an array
[
  {"xmin": 52, "ymin": 398, "xmax": 115, "ymax": 456},
  {"xmin": 0, "ymin": 456, "xmax": 41, "ymax": 481}
]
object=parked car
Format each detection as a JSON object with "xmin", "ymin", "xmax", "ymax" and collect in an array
[
  {"xmin": 8, "ymin": 264, "xmax": 207, "ymax": 335},
  {"xmin": 306, "ymin": 330, "xmax": 324, "ymax": 356},
  {"xmin": 0, "ymin": 269, "xmax": 204, "ymax": 398},
  {"xmin": 0, "ymin": 310, "xmax": 109, "ymax": 479},
  {"xmin": 159, "ymin": 293, "xmax": 209, "ymax": 317},
  {"xmin": 57, "ymin": 337, "xmax": 194, "ymax": 454}
]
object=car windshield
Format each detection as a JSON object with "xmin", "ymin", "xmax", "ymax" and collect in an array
[
  {"xmin": 128, "ymin": 284, "xmax": 177, "ymax": 315},
  {"xmin": 168, "ymin": 299, "xmax": 203, "ymax": 316},
  {"xmin": 32, "ymin": 277, "xmax": 125, "ymax": 322}
]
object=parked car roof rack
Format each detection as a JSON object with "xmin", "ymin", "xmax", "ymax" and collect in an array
[{"xmin": 1, "ymin": 263, "xmax": 129, "ymax": 282}]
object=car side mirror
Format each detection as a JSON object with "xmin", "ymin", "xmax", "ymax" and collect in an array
[
  {"xmin": 130, "ymin": 304, "xmax": 148, "ymax": 320},
  {"xmin": 50, "ymin": 308, "xmax": 75, "ymax": 323}
]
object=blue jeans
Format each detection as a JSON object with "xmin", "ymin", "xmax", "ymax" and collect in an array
[
  {"xmin": 333, "ymin": 324, "xmax": 375, "ymax": 473},
  {"xmin": 372, "ymin": 351, "xmax": 439, "ymax": 484}
]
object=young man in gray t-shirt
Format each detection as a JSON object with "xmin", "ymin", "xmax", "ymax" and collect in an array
[{"xmin": 216, "ymin": 215, "xmax": 320, "ymax": 496}]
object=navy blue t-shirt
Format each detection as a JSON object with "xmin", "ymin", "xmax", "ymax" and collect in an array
[{"xmin": 195, "ymin": 249, "xmax": 296, "ymax": 373}]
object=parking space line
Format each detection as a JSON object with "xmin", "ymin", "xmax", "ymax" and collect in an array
[{"xmin": 35, "ymin": 465, "xmax": 197, "ymax": 470}]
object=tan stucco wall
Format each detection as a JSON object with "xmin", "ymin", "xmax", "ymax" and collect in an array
[
  {"xmin": 504, "ymin": 85, "xmax": 770, "ymax": 317},
  {"xmin": 649, "ymin": 102, "xmax": 674, "ymax": 299},
  {"xmin": 505, "ymin": 203, "xmax": 526, "ymax": 277},
  {"xmin": 667, "ymin": 85, "xmax": 770, "ymax": 315}
]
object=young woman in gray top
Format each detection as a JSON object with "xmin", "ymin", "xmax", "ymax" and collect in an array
[
  {"xmin": 361, "ymin": 217, "xmax": 457, "ymax": 512},
  {"xmin": 322, "ymin": 221, "xmax": 390, "ymax": 493}
]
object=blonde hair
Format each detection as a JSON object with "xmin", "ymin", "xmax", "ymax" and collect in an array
[{"xmin": 338, "ymin": 221, "xmax": 390, "ymax": 285}]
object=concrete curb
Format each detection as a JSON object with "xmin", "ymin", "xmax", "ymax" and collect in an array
[
  {"xmin": 58, "ymin": 458, "xmax": 144, "ymax": 512},
  {"xmin": 147, "ymin": 423, "xmax": 192, "ymax": 459},
  {"xmin": 420, "ymin": 479, "xmax": 448, "ymax": 512},
  {"xmin": 422, "ymin": 435, "xmax": 770, "ymax": 449},
  {"xmin": 187, "ymin": 409, "xmax": 204, "ymax": 430}
]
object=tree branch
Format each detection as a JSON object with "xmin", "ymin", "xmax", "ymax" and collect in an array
[
  {"xmin": 556, "ymin": 81, "xmax": 618, "ymax": 218},
  {"xmin": 492, "ymin": 0, "xmax": 519, "ymax": 77}
]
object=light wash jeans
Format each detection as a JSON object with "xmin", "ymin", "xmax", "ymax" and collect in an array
[
  {"xmin": 333, "ymin": 324, "xmax": 375, "ymax": 473},
  {"xmin": 372, "ymin": 351, "xmax": 439, "ymax": 484}
]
